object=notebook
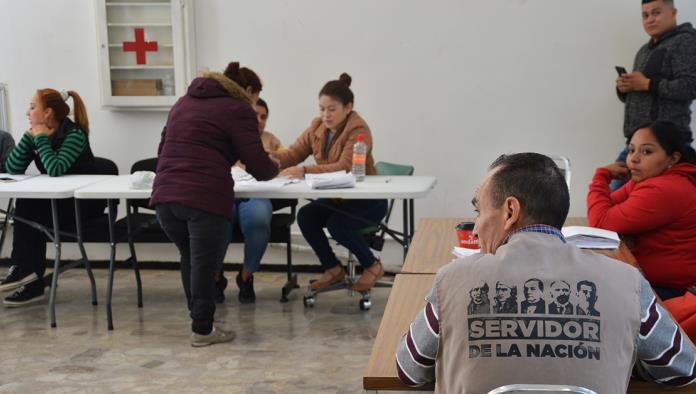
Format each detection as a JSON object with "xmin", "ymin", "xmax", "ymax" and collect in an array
[{"xmin": 561, "ymin": 226, "xmax": 620, "ymax": 249}]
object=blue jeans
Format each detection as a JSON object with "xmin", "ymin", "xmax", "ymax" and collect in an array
[
  {"xmin": 610, "ymin": 146, "xmax": 629, "ymax": 192},
  {"xmin": 156, "ymin": 203, "xmax": 229, "ymax": 335},
  {"xmin": 654, "ymin": 286, "xmax": 687, "ymax": 301},
  {"xmin": 297, "ymin": 199, "xmax": 388, "ymax": 270},
  {"xmin": 230, "ymin": 198, "xmax": 273, "ymax": 273}
]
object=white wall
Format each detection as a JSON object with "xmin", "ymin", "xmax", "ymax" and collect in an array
[{"xmin": 0, "ymin": 0, "xmax": 695, "ymax": 223}]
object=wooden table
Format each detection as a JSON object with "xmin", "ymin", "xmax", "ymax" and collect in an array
[
  {"xmin": 365, "ymin": 218, "xmax": 692, "ymax": 393},
  {"xmin": 401, "ymin": 218, "xmax": 637, "ymax": 274},
  {"xmin": 364, "ymin": 274, "xmax": 435, "ymax": 392}
]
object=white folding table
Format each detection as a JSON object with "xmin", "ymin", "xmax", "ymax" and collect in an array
[
  {"xmin": 74, "ymin": 174, "xmax": 437, "ymax": 329},
  {"xmin": 0, "ymin": 174, "xmax": 113, "ymax": 327}
]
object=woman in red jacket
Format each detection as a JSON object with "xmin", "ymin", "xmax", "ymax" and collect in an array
[{"xmin": 588, "ymin": 121, "xmax": 696, "ymax": 300}]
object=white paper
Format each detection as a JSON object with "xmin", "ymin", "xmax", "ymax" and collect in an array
[
  {"xmin": 129, "ymin": 171, "xmax": 155, "ymax": 189},
  {"xmin": 561, "ymin": 226, "xmax": 620, "ymax": 249},
  {"xmin": 0, "ymin": 173, "xmax": 38, "ymax": 183},
  {"xmin": 452, "ymin": 246, "xmax": 481, "ymax": 258},
  {"xmin": 232, "ymin": 166, "xmax": 299, "ymax": 189},
  {"xmin": 305, "ymin": 171, "xmax": 356, "ymax": 189}
]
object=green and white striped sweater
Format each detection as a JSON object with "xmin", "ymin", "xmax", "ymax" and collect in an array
[{"xmin": 5, "ymin": 127, "xmax": 87, "ymax": 177}]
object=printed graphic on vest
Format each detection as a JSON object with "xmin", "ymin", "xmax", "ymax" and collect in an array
[{"xmin": 467, "ymin": 278, "xmax": 601, "ymax": 360}]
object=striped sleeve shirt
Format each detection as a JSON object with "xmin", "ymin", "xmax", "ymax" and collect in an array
[
  {"xmin": 395, "ymin": 275, "xmax": 696, "ymax": 388},
  {"xmin": 5, "ymin": 132, "xmax": 35, "ymax": 174},
  {"xmin": 5, "ymin": 129, "xmax": 87, "ymax": 177},
  {"xmin": 634, "ymin": 276, "xmax": 696, "ymax": 386}
]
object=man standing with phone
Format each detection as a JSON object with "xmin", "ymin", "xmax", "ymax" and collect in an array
[{"xmin": 613, "ymin": 0, "xmax": 696, "ymax": 189}]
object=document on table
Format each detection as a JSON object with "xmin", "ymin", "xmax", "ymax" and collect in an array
[
  {"xmin": 232, "ymin": 167, "xmax": 299, "ymax": 189},
  {"xmin": 452, "ymin": 246, "xmax": 481, "ymax": 258},
  {"xmin": 0, "ymin": 173, "xmax": 38, "ymax": 183},
  {"xmin": 561, "ymin": 226, "xmax": 620, "ymax": 249},
  {"xmin": 305, "ymin": 171, "xmax": 356, "ymax": 189}
]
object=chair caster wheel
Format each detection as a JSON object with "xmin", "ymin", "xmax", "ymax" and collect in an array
[
  {"xmin": 303, "ymin": 294, "xmax": 315, "ymax": 308},
  {"xmin": 359, "ymin": 298, "xmax": 372, "ymax": 311}
]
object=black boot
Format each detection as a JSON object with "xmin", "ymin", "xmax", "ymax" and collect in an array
[
  {"xmin": 214, "ymin": 273, "xmax": 228, "ymax": 304},
  {"xmin": 236, "ymin": 270, "xmax": 256, "ymax": 304}
]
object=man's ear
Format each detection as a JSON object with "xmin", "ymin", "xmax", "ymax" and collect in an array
[{"xmin": 502, "ymin": 196, "xmax": 521, "ymax": 231}]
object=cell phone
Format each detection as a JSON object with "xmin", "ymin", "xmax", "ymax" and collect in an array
[{"xmin": 615, "ymin": 66, "xmax": 628, "ymax": 76}]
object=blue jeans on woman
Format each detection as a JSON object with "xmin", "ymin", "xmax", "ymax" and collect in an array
[
  {"xmin": 230, "ymin": 198, "xmax": 273, "ymax": 273},
  {"xmin": 297, "ymin": 199, "xmax": 388, "ymax": 270}
]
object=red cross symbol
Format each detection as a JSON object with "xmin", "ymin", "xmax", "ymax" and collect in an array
[{"xmin": 122, "ymin": 28, "xmax": 158, "ymax": 65}]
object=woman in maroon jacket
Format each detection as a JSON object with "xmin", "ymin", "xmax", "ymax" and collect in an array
[
  {"xmin": 588, "ymin": 121, "xmax": 696, "ymax": 300},
  {"xmin": 151, "ymin": 62, "xmax": 278, "ymax": 346}
]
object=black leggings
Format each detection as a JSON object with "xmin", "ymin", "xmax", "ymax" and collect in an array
[{"xmin": 155, "ymin": 203, "xmax": 230, "ymax": 335}]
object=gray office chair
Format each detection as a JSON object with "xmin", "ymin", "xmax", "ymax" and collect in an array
[
  {"xmin": 303, "ymin": 161, "xmax": 414, "ymax": 310},
  {"xmin": 547, "ymin": 155, "xmax": 571, "ymax": 190},
  {"xmin": 488, "ymin": 384, "xmax": 597, "ymax": 394}
]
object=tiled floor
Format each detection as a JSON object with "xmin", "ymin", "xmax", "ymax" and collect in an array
[{"xmin": 0, "ymin": 268, "xmax": 392, "ymax": 393}]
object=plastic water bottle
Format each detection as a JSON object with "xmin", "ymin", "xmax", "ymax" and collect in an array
[
  {"xmin": 352, "ymin": 134, "xmax": 367, "ymax": 181},
  {"xmin": 162, "ymin": 74, "xmax": 175, "ymax": 96}
]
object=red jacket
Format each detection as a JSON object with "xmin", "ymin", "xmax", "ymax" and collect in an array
[{"xmin": 587, "ymin": 163, "xmax": 696, "ymax": 288}]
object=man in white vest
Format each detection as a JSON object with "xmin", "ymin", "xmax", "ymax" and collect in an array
[{"xmin": 396, "ymin": 153, "xmax": 696, "ymax": 393}]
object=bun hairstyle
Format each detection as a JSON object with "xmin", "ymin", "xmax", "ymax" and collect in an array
[
  {"xmin": 37, "ymin": 89, "xmax": 90, "ymax": 135},
  {"xmin": 223, "ymin": 61, "xmax": 263, "ymax": 94},
  {"xmin": 319, "ymin": 72, "xmax": 354, "ymax": 106},
  {"xmin": 633, "ymin": 121, "xmax": 696, "ymax": 165}
]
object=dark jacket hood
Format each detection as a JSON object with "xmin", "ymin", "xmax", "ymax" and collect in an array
[
  {"xmin": 186, "ymin": 71, "xmax": 253, "ymax": 105},
  {"xmin": 650, "ymin": 22, "xmax": 696, "ymax": 47}
]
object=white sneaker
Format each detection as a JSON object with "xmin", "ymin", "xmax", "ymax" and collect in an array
[{"xmin": 190, "ymin": 326, "xmax": 236, "ymax": 347}]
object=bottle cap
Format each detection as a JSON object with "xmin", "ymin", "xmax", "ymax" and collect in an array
[{"xmin": 357, "ymin": 134, "xmax": 365, "ymax": 142}]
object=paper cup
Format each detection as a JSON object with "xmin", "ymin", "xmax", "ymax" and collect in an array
[{"xmin": 456, "ymin": 222, "xmax": 479, "ymax": 249}]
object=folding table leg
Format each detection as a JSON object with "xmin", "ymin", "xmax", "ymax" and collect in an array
[
  {"xmin": 106, "ymin": 199, "xmax": 117, "ymax": 330},
  {"xmin": 74, "ymin": 199, "xmax": 97, "ymax": 305},
  {"xmin": 402, "ymin": 199, "xmax": 409, "ymax": 260},
  {"xmin": 409, "ymin": 199, "xmax": 415, "ymax": 244},
  {"xmin": 0, "ymin": 198, "xmax": 14, "ymax": 256},
  {"xmin": 48, "ymin": 199, "xmax": 61, "ymax": 328},
  {"xmin": 125, "ymin": 204, "xmax": 143, "ymax": 308}
]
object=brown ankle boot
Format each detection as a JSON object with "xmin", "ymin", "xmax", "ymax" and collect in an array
[
  {"xmin": 309, "ymin": 265, "xmax": 346, "ymax": 290},
  {"xmin": 353, "ymin": 260, "xmax": 384, "ymax": 292}
]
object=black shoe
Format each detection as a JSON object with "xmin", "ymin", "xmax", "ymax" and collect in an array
[
  {"xmin": 0, "ymin": 265, "xmax": 38, "ymax": 293},
  {"xmin": 215, "ymin": 274, "xmax": 228, "ymax": 304},
  {"xmin": 3, "ymin": 283, "xmax": 45, "ymax": 307},
  {"xmin": 236, "ymin": 271, "xmax": 256, "ymax": 304}
]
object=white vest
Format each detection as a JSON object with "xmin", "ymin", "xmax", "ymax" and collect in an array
[{"xmin": 435, "ymin": 233, "xmax": 642, "ymax": 394}]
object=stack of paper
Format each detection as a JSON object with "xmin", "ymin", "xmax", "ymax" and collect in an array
[
  {"xmin": 305, "ymin": 171, "xmax": 356, "ymax": 189},
  {"xmin": 232, "ymin": 167, "xmax": 299, "ymax": 189},
  {"xmin": 561, "ymin": 226, "xmax": 620, "ymax": 249},
  {"xmin": 231, "ymin": 166, "xmax": 256, "ymax": 184},
  {"xmin": 452, "ymin": 246, "xmax": 481, "ymax": 258}
]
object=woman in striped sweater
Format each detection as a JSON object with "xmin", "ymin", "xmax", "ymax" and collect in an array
[{"xmin": 0, "ymin": 89, "xmax": 102, "ymax": 306}]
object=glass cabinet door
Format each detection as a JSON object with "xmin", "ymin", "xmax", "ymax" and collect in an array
[{"xmin": 96, "ymin": 0, "xmax": 195, "ymax": 110}]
